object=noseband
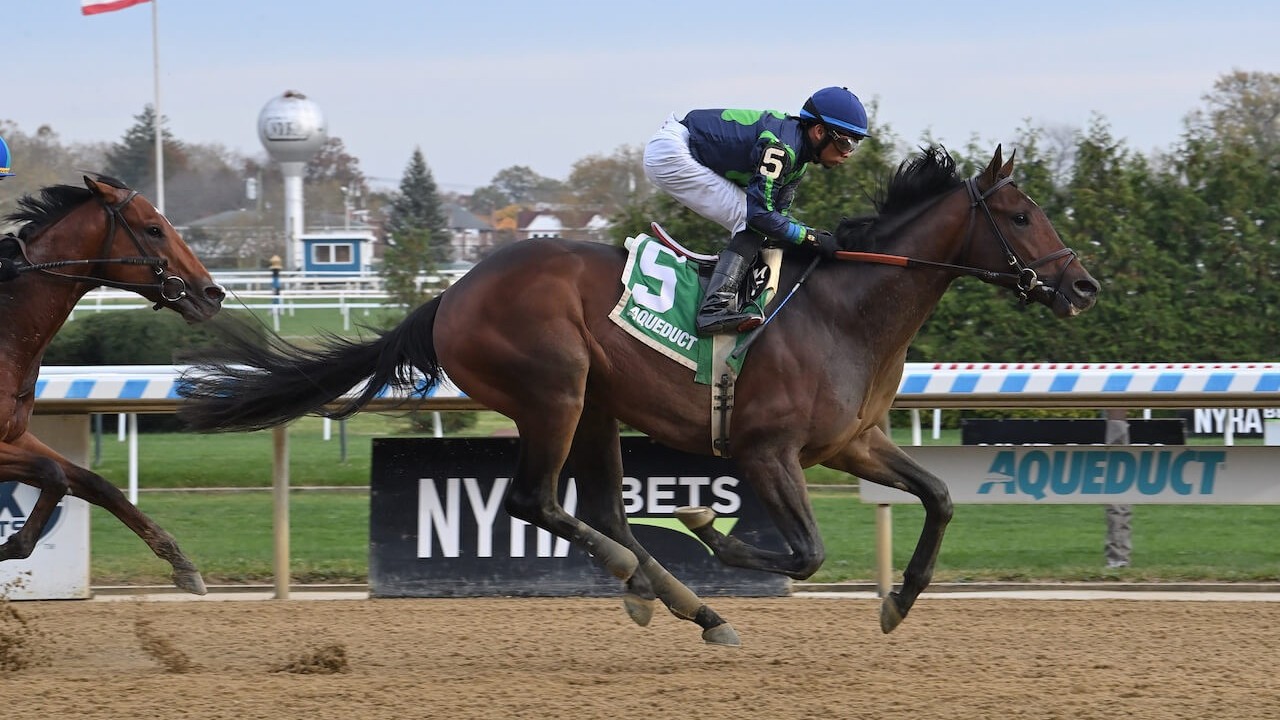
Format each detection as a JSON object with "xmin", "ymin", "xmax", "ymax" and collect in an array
[{"xmin": 1, "ymin": 190, "xmax": 189, "ymax": 305}]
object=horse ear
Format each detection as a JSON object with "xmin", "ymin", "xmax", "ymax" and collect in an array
[
  {"xmin": 84, "ymin": 175, "xmax": 107, "ymax": 198},
  {"xmin": 999, "ymin": 147, "xmax": 1017, "ymax": 178},
  {"xmin": 982, "ymin": 144, "xmax": 1004, "ymax": 185}
]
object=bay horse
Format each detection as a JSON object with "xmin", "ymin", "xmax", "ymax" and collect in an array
[
  {"xmin": 179, "ymin": 146, "xmax": 1098, "ymax": 643},
  {"xmin": 2, "ymin": 175, "xmax": 224, "ymax": 594}
]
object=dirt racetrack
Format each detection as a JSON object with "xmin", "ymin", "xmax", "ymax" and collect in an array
[{"xmin": 0, "ymin": 594, "xmax": 1277, "ymax": 719}]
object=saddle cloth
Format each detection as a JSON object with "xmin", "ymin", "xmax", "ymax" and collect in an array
[{"xmin": 608, "ymin": 233, "xmax": 776, "ymax": 385}]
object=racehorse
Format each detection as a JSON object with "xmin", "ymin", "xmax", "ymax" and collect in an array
[
  {"xmin": 178, "ymin": 146, "xmax": 1098, "ymax": 643},
  {"xmin": 1, "ymin": 175, "xmax": 224, "ymax": 594}
]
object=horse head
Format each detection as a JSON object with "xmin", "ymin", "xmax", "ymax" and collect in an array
[
  {"xmin": 962, "ymin": 146, "xmax": 1099, "ymax": 318},
  {"xmin": 82, "ymin": 176, "xmax": 225, "ymax": 323}
]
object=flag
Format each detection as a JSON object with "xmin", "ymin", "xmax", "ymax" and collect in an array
[{"xmin": 81, "ymin": 0, "xmax": 150, "ymax": 15}]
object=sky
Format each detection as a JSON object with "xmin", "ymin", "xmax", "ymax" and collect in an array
[{"xmin": 7, "ymin": 0, "xmax": 1279, "ymax": 194}]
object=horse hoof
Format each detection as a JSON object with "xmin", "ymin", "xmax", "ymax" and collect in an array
[
  {"xmin": 701, "ymin": 623, "xmax": 741, "ymax": 647},
  {"xmin": 879, "ymin": 593, "xmax": 904, "ymax": 634},
  {"xmin": 174, "ymin": 570, "xmax": 207, "ymax": 596},
  {"xmin": 675, "ymin": 506, "xmax": 716, "ymax": 531},
  {"xmin": 623, "ymin": 593, "xmax": 656, "ymax": 627}
]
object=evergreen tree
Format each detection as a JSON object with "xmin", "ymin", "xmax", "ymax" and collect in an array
[
  {"xmin": 1173, "ymin": 129, "xmax": 1280, "ymax": 359},
  {"xmin": 381, "ymin": 148, "xmax": 450, "ymax": 308},
  {"xmin": 102, "ymin": 105, "xmax": 187, "ymax": 197}
]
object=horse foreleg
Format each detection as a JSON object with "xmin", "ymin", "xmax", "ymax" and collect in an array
[
  {"xmin": 822, "ymin": 427, "xmax": 953, "ymax": 633},
  {"xmin": 14, "ymin": 434, "xmax": 206, "ymax": 595},
  {"xmin": 676, "ymin": 452, "xmax": 825, "ymax": 580},
  {"xmin": 568, "ymin": 407, "xmax": 739, "ymax": 646}
]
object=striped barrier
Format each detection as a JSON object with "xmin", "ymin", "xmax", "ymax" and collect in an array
[
  {"xmin": 34, "ymin": 363, "xmax": 1280, "ymax": 413},
  {"xmin": 894, "ymin": 363, "xmax": 1280, "ymax": 408},
  {"xmin": 33, "ymin": 365, "xmax": 471, "ymax": 414}
]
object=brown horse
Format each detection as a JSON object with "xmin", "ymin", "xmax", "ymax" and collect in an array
[
  {"xmin": 179, "ymin": 146, "xmax": 1098, "ymax": 643},
  {"xmin": 2, "ymin": 175, "xmax": 224, "ymax": 593}
]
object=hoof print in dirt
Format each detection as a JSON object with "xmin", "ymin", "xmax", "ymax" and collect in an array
[
  {"xmin": 275, "ymin": 642, "xmax": 350, "ymax": 675},
  {"xmin": 134, "ymin": 618, "xmax": 194, "ymax": 673}
]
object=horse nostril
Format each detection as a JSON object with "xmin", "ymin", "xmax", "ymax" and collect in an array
[
  {"xmin": 206, "ymin": 284, "xmax": 227, "ymax": 303},
  {"xmin": 1074, "ymin": 278, "xmax": 1100, "ymax": 298}
]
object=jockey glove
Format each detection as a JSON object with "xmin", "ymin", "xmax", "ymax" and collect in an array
[{"xmin": 803, "ymin": 228, "xmax": 841, "ymax": 259}]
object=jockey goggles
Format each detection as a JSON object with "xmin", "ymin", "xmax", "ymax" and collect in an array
[{"xmin": 826, "ymin": 128, "xmax": 862, "ymax": 155}]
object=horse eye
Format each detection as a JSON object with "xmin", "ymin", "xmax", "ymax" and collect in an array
[
  {"xmin": 147, "ymin": 225, "xmax": 164, "ymax": 237},
  {"xmin": 1012, "ymin": 213, "xmax": 1030, "ymax": 226}
]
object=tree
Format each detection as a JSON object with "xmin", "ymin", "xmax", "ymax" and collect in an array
[
  {"xmin": 565, "ymin": 145, "xmax": 650, "ymax": 216},
  {"xmin": 472, "ymin": 165, "xmax": 564, "ymax": 211},
  {"xmin": 380, "ymin": 148, "xmax": 450, "ymax": 308},
  {"xmin": 1172, "ymin": 119, "xmax": 1280, "ymax": 359},
  {"xmin": 466, "ymin": 185, "xmax": 510, "ymax": 217},
  {"xmin": 1188, "ymin": 70, "xmax": 1280, "ymax": 160},
  {"xmin": 103, "ymin": 105, "xmax": 188, "ymax": 201},
  {"xmin": 304, "ymin": 136, "xmax": 370, "ymax": 227},
  {"xmin": 0, "ymin": 122, "xmax": 86, "ymax": 211}
]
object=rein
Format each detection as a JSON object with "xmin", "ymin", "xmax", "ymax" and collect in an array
[
  {"xmin": 0, "ymin": 190, "xmax": 188, "ymax": 305},
  {"xmin": 833, "ymin": 175, "xmax": 1076, "ymax": 304}
]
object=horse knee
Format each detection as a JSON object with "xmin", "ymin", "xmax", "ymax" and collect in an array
[
  {"xmin": 780, "ymin": 545, "xmax": 825, "ymax": 580},
  {"xmin": 30, "ymin": 457, "xmax": 70, "ymax": 495},
  {"xmin": 933, "ymin": 491, "xmax": 954, "ymax": 524},
  {"xmin": 794, "ymin": 548, "xmax": 826, "ymax": 580}
]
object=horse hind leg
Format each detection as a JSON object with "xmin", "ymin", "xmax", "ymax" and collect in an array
[{"xmin": 567, "ymin": 407, "xmax": 740, "ymax": 646}]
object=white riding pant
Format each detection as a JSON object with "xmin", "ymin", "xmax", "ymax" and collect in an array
[{"xmin": 643, "ymin": 113, "xmax": 747, "ymax": 236}]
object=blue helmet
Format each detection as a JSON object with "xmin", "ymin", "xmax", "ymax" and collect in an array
[
  {"xmin": 799, "ymin": 86, "xmax": 869, "ymax": 139},
  {"xmin": 0, "ymin": 135, "xmax": 12, "ymax": 177}
]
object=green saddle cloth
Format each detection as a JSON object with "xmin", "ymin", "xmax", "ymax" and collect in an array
[{"xmin": 608, "ymin": 233, "xmax": 771, "ymax": 384}]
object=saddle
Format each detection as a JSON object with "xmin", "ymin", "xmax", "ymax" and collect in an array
[{"xmin": 648, "ymin": 222, "xmax": 778, "ymax": 311}]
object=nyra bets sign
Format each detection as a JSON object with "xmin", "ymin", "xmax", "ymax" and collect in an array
[{"xmin": 368, "ymin": 437, "xmax": 788, "ymax": 597}]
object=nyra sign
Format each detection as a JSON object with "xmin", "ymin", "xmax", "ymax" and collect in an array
[{"xmin": 369, "ymin": 437, "xmax": 788, "ymax": 598}]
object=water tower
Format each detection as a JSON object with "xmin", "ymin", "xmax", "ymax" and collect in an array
[{"xmin": 257, "ymin": 90, "xmax": 327, "ymax": 271}]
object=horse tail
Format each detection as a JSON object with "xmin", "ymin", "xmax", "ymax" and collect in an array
[{"xmin": 178, "ymin": 297, "xmax": 444, "ymax": 433}]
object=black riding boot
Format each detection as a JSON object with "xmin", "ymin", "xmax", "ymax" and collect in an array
[{"xmin": 695, "ymin": 248, "xmax": 763, "ymax": 336}]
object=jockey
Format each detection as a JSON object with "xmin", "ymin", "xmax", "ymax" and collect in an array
[
  {"xmin": 0, "ymin": 135, "xmax": 13, "ymax": 178},
  {"xmin": 643, "ymin": 86, "xmax": 869, "ymax": 335}
]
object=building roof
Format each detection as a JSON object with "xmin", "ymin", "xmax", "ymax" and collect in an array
[{"xmin": 446, "ymin": 203, "xmax": 492, "ymax": 231}]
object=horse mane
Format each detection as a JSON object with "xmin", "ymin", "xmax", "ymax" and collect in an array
[
  {"xmin": 836, "ymin": 146, "xmax": 963, "ymax": 251},
  {"xmin": 4, "ymin": 174, "xmax": 131, "ymax": 241}
]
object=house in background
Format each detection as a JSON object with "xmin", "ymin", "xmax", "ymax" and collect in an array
[
  {"xmin": 516, "ymin": 209, "xmax": 612, "ymax": 243},
  {"xmin": 445, "ymin": 203, "xmax": 497, "ymax": 261}
]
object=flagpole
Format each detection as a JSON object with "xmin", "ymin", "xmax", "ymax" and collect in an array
[{"xmin": 151, "ymin": 0, "xmax": 164, "ymax": 214}]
